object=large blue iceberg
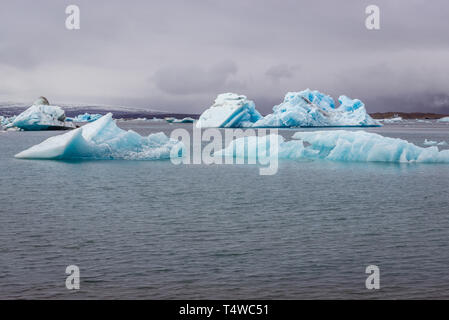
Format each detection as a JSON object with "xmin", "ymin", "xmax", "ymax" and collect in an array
[
  {"xmin": 197, "ymin": 90, "xmax": 380, "ymax": 128},
  {"xmin": 15, "ymin": 113, "xmax": 184, "ymax": 160},
  {"xmin": 214, "ymin": 130, "xmax": 449, "ymax": 163}
]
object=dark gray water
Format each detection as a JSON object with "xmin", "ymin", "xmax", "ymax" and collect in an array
[{"xmin": 1, "ymin": 120, "xmax": 449, "ymax": 299}]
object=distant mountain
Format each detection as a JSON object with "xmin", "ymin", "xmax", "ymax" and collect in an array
[
  {"xmin": 370, "ymin": 112, "xmax": 449, "ymax": 120},
  {"xmin": 0, "ymin": 102, "xmax": 199, "ymax": 119}
]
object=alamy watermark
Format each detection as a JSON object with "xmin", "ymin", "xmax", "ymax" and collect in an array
[
  {"xmin": 64, "ymin": 4, "xmax": 380, "ymax": 31},
  {"xmin": 365, "ymin": 265, "xmax": 380, "ymax": 290},
  {"xmin": 169, "ymin": 127, "xmax": 280, "ymax": 176},
  {"xmin": 365, "ymin": 5, "xmax": 380, "ymax": 30},
  {"xmin": 65, "ymin": 265, "xmax": 80, "ymax": 290},
  {"xmin": 65, "ymin": 5, "xmax": 80, "ymax": 30}
]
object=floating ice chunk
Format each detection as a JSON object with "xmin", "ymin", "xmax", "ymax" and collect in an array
[
  {"xmin": 292, "ymin": 131, "xmax": 449, "ymax": 163},
  {"xmin": 196, "ymin": 93, "xmax": 262, "ymax": 128},
  {"xmin": 174, "ymin": 117, "xmax": 195, "ymax": 123},
  {"xmin": 68, "ymin": 113, "xmax": 103, "ymax": 122},
  {"xmin": 437, "ymin": 116, "xmax": 449, "ymax": 123},
  {"xmin": 1, "ymin": 116, "xmax": 15, "ymax": 128},
  {"xmin": 214, "ymin": 130, "xmax": 449, "ymax": 163},
  {"xmin": 423, "ymin": 139, "xmax": 448, "ymax": 146},
  {"xmin": 380, "ymin": 117, "xmax": 403, "ymax": 123},
  {"xmin": 253, "ymin": 89, "xmax": 379, "ymax": 127},
  {"xmin": 424, "ymin": 139, "xmax": 438, "ymax": 146},
  {"xmin": 10, "ymin": 98, "xmax": 75, "ymax": 130},
  {"xmin": 15, "ymin": 113, "xmax": 184, "ymax": 160},
  {"xmin": 149, "ymin": 117, "xmax": 164, "ymax": 122}
]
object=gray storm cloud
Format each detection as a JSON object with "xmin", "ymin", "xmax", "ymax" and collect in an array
[
  {"xmin": 153, "ymin": 61, "xmax": 238, "ymax": 95},
  {"xmin": 0, "ymin": 0, "xmax": 449, "ymax": 114}
]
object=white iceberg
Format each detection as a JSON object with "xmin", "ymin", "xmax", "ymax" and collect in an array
[
  {"xmin": 9, "ymin": 97, "xmax": 75, "ymax": 130},
  {"xmin": 214, "ymin": 130, "xmax": 449, "ymax": 163},
  {"xmin": 1, "ymin": 115, "xmax": 15, "ymax": 128},
  {"xmin": 68, "ymin": 113, "xmax": 103, "ymax": 123},
  {"xmin": 15, "ymin": 113, "xmax": 184, "ymax": 160},
  {"xmin": 437, "ymin": 116, "xmax": 449, "ymax": 123},
  {"xmin": 196, "ymin": 93, "xmax": 262, "ymax": 128},
  {"xmin": 174, "ymin": 117, "xmax": 195, "ymax": 123},
  {"xmin": 380, "ymin": 117, "xmax": 403, "ymax": 124},
  {"xmin": 424, "ymin": 139, "xmax": 438, "ymax": 146},
  {"xmin": 149, "ymin": 117, "xmax": 164, "ymax": 122},
  {"xmin": 197, "ymin": 90, "xmax": 379, "ymax": 128},
  {"xmin": 424, "ymin": 139, "xmax": 448, "ymax": 146}
]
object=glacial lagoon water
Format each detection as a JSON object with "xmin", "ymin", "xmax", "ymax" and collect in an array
[{"xmin": 1, "ymin": 120, "xmax": 449, "ymax": 299}]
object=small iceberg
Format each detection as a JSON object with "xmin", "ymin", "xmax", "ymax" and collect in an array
[
  {"xmin": 424, "ymin": 139, "xmax": 448, "ymax": 146},
  {"xmin": 8, "ymin": 97, "xmax": 76, "ymax": 131},
  {"xmin": 424, "ymin": 139, "xmax": 437, "ymax": 146},
  {"xmin": 1, "ymin": 115, "xmax": 16, "ymax": 128},
  {"xmin": 174, "ymin": 117, "xmax": 195, "ymax": 123},
  {"xmin": 149, "ymin": 117, "xmax": 164, "ymax": 122},
  {"xmin": 67, "ymin": 113, "xmax": 103, "ymax": 123},
  {"xmin": 196, "ymin": 93, "xmax": 262, "ymax": 128},
  {"xmin": 15, "ymin": 113, "xmax": 184, "ymax": 160},
  {"xmin": 380, "ymin": 117, "xmax": 403, "ymax": 124},
  {"xmin": 214, "ymin": 130, "xmax": 449, "ymax": 163},
  {"xmin": 197, "ymin": 90, "xmax": 379, "ymax": 128},
  {"xmin": 437, "ymin": 116, "xmax": 449, "ymax": 123}
]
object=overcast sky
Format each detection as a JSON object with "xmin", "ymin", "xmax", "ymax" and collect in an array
[{"xmin": 1, "ymin": 0, "xmax": 449, "ymax": 114}]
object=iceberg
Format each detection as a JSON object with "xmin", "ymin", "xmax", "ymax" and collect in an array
[
  {"xmin": 424, "ymin": 139, "xmax": 438, "ymax": 146},
  {"xmin": 15, "ymin": 113, "xmax": 184, "ymax": 160},
  {"xmin": 1, "ymin": 115, "xmax": 15, "ymax": 128},
  {"xmin": 253, "ymin": 90, "xmax": 379, "ymax": 127},
  {"xmin": 197, "ymin": 90, "xmax": 379, "ymax": 128},
  {"xmin": 380, "ymin": 117, "xmax": 403, "ymax": 124},
  {"xmin": 174, "ymin": 117, "xmax": 195, "ymax": 123},
  {"xmin": 214, "ymin": 130, "xmax": 449, "ymax": 163},
  {"xmin": 437, "ymin": 116, "xmax": 449, "ymax": 123},
  {"xmin": 196, "ymin": 93, "xmax": 262, "ymax": 128},
  {"xmin": 423, "ymin": 139, "xmax": 448, "ymax": 146},
  {"xmin": 68, "ymin": 113, "xmax": 103, "ymax": 123},
  {"xmin": 149, "ymin": 117, "xmax": 164, "ymax": 122},
  {"xmin": 8, "ymin": 97, "xmax": 75, "ymax": 130},
  {"xmin": 292, "ymin": 131, "xmax": 449, "ymax": 163}
]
